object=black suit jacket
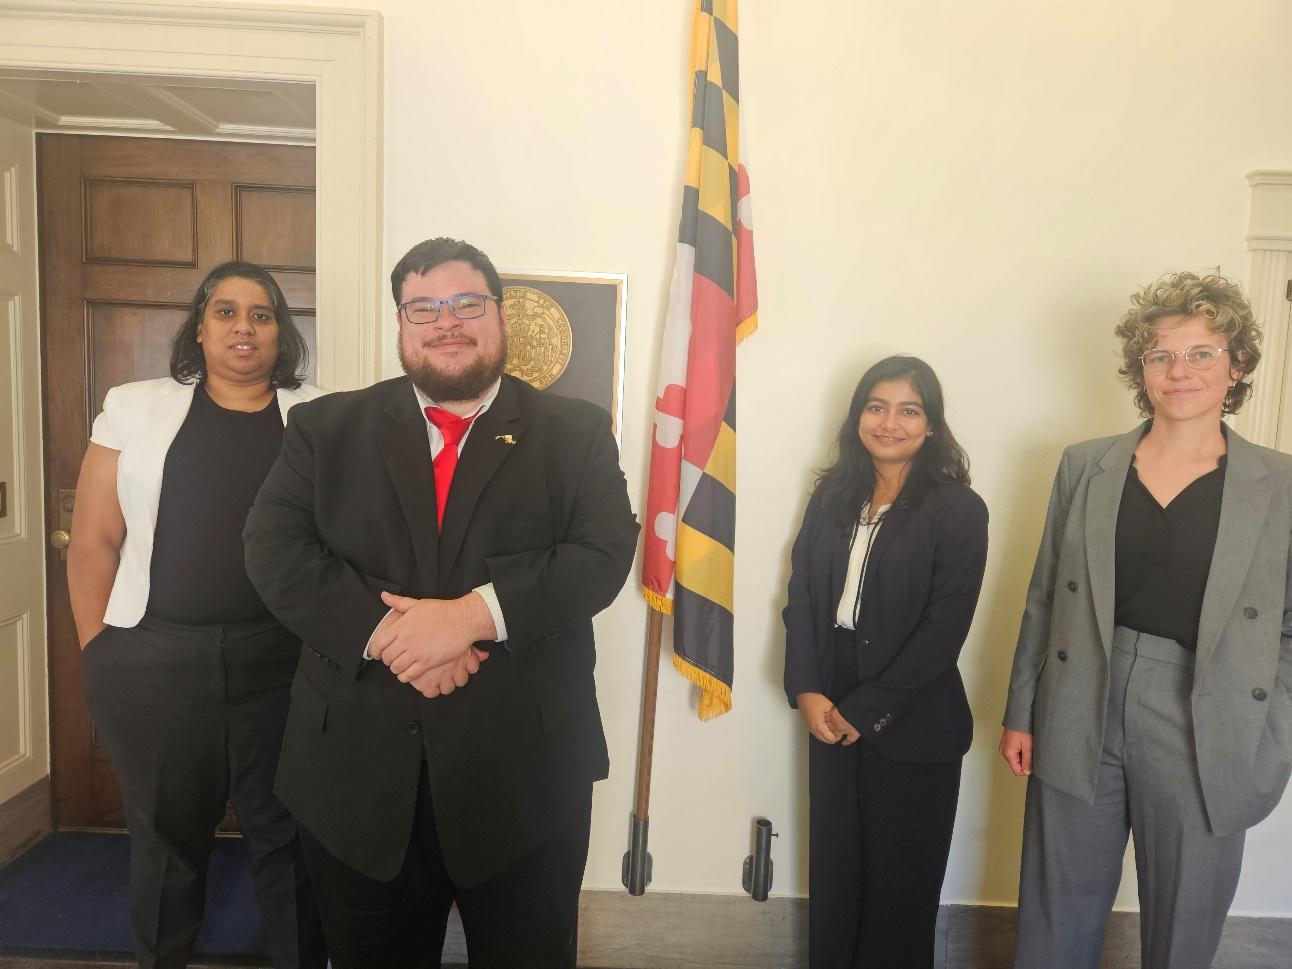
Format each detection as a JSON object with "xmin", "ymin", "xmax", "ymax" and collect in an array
[
  {"xmin": 782, "ymin": 481, "xmax": 988, "ymax": 762},
  {"xmin": 243, "ymin": 374, "xmax": 639, "ymax": 885}
]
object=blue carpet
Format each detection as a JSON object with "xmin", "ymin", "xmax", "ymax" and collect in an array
[{"xmin": 0, "ymin": 831, "xmax": 267, "ymax": 957}]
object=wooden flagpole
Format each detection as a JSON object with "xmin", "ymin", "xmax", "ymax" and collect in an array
[{"xmin": 623, "ymin": 607, "xmax": 663, "ymax": 894}]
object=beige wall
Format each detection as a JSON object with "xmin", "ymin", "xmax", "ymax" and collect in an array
[{"xmin": 239, "ymin": 0, "xmax": 1292, "ymax": 912}]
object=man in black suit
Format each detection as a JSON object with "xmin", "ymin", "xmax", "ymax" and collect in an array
[{"xmin": 243, "ymin": 237, "xmax": 638, "ymax": 969}]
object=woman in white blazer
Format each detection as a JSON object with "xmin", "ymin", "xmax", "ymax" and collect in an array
[
  {"xmin": 999, "ymin": 272, "xmax": 1292, "ymax": 969},
  {"xmin": 68, "ymin": 262, "xmax": 326, "ymax": 969}
]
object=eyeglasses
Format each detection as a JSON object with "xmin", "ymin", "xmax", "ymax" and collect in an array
[
  {"xmin": 398, "ymin": 294, "xmax": 500, "ymax": 325},
  {"xmin": 1139, "ymin": 345, "xmax": 1229, "ymax": 375}
]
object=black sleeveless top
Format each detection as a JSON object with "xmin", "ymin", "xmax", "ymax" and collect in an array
[{"xmin": 146, "ymin": 385, "xmax": 284, "ymax": 625}]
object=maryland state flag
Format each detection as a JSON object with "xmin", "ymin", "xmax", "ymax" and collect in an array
[{"xmin": 642, "ymin": 0, "xmax": 758, "ymax": 721}]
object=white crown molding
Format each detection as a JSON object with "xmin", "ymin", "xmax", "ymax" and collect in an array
[
  {"xmin": 1247, "ymin": 235, "xmax": 1292, "ymax": 253},
  {"xmin": 143, "ymin": 84, "xmax": 220, "ymax": 133},
  {"xmin": 0, "ymin": 86, "xmax": 58, "ymax": 126},
  {"xmin": 1248, "ymin": 170, "xmax": 1292, "ymax": 187},
  {"xmin": 0, "ymin": 0, "xmax": 385, "ymax": 390},
  {"xmin": 268, "ymin": 85, "xmax": 313, "ymax": 127},
  {"xmin": 0, "ymin": 0, "xmax": 378, "ymax": 32},
  {"xmin": 214, "ymin": 122, "xmax": 314, "ymax": 142},
  {"xmin": 54, "ymin": 114, "xmax": 173, "ymax": 131}
]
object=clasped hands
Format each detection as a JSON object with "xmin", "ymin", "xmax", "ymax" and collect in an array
[
  {"xmin": 367, "ymin": 591, "xmax": 497, "ymax": 699},
  {"xmin": 796, "ymin": 692, "xmax": 861, "ymax": 745}
]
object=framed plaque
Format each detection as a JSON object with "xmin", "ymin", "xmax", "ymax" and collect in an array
[{"xmin": 498, "ymin": 271, "xmax": 626, "ymax": 438}]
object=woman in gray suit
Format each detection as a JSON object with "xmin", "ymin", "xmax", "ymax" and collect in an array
[{"xmin": 999, "ymin": 271, "xmax": 1292, "ymax": 969}]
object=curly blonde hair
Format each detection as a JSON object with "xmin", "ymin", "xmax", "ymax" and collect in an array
[{"xmin": 1113, "ymin": 271, "xmax": 1261, "ymax": 417}]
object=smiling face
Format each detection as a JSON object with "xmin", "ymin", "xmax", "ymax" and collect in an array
[
  {"xmin": 196, "ymin": 276, "xmax": 280, "ymax": 387},
  {"xmin": 1143, "ymin": 313, "xmax": 1241, "ymax": 425},
  {"xmin": 857, "ymin": 377, "xmax": 931, "ymax": 471},
  {"xmin": 395, "ymin": 259, "xmax": 507, "ymax": 404}
]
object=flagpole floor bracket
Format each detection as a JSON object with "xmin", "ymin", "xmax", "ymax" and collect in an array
[
  {"xmin": 622, "ymin": 815, "xmax": 652, "ymax": 895},
  {"xmin": 743, "ymin": 817, "xmax": 776, "ymax": 902}
]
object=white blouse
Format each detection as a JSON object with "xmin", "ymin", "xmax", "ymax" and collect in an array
[{"xmin": 834, "ymin": 502, "xmax": 892, "ymax": 630}]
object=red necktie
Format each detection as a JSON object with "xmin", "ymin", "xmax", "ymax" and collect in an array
[{"xmin": 424, "ymin": 406, "xmax": 475, "ymax": 527}]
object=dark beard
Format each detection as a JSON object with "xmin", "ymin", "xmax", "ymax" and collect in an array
[{"xmin": 398, "ymin": 337, "xmax": 507, "ymax": 403}]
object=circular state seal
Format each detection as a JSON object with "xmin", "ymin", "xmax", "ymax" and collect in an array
[{"xmin": 502, "ymin": 285, "xmax": 573, "ymax": 390}]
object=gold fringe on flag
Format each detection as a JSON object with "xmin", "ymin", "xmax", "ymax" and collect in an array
[
  {"xmin": 641, "ymin": 588, "xmax": 675, "ymax": 616},
  {"xmin": 672, "ymin": 652, "xmax": 733, "ymax": 721}
]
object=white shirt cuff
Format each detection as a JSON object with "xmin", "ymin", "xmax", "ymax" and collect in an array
[
  {"xmin": 362, "ymin": 587, "xmax": 506, "ymax": 661},
  {"xmin": 474, "ymin": 583, "xmax": 508, "ymax": 642},
  {"xmin": 362, "ymin": 608, "xmax": 394, "ymax": 661}
]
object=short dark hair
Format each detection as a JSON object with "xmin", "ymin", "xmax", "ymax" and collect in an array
[
  {"xmin": 814, "ymin": 355, "xmax": 970, "ymax": 525},
  {"xmin": 170, "ymin": 261, "xmax": 308, "ymax": 389},
  {"xmin": 390, "ymin": 237, "xmax": 503, "ymax": 305}
]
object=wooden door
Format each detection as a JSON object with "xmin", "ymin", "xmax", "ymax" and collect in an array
[{"xmin": 39, "ymin": 134, "xmax": 316, "ymax": 829}]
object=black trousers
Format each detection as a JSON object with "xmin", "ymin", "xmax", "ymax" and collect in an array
[
  {"xmin": 300, "ymin": 765, "xmax": 591, "ymax": 969},
  {"xmin": 82, "ymin": 615, "xmax": 326, "ymax": 969},
  {"xmin": 807, "ymin": 627, "xmax": 962, "ymax": 969}
]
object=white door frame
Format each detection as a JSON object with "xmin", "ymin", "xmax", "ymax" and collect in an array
[
  {"xmin": 0, "ymin": 114, "xmax": 44, "ymax": 822},
  {"xmin": 0, "ymin": 0, "xmax": 386, "ymax": 391},
  {"xmin": 1232, "ymin": 171, "xmax": 1292, "ymax": 450}
]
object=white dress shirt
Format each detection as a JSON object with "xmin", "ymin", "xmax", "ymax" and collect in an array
[
  {"xmin": 835, "ymin": 502, "xmax": 892, "ymax": 630},
  {"xmin": 363, "ymin": 379, "xmax": 508, "ymax": 659}
]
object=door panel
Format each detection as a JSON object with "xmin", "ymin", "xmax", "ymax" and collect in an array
[
  {"xmin": 235, "ymin": 185, "xmax": 316, "ymax": 270},
  {"xmin": 88, "ymin": 302, "xmax": 188, "ymax": 413},
  {"xmin": 39, "ymin": 134, "xmax": 316, "ymax": 829},
  {"xmin": 0, "ymin": 116, "xmax": 48, "ymax": 817},
  {"xmin": 84, "ymin": 178, "xmax": 198, "ymax": 265}
]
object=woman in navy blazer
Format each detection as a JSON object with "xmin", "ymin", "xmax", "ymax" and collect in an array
[{"xmin": 784, "ymin": 355, "xmax": 988, "ymax": 969}]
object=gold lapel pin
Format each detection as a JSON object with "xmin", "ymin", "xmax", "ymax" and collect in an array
[{"xmin": 495, "ymin": 434, "xmax": 517, "ymax": 445}]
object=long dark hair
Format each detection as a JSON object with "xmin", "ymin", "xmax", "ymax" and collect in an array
[
  {"xmin": 815, "ymin": 355, "xmax": 970, "ymax": 525},
  {"xmin": 170, "ymin": 261, "xmax": 308, "ymax": 389}
]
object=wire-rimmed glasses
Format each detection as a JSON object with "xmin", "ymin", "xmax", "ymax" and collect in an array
[
  {"xmin": 398, "ymin": 294, "xmax": 500, "ymax": 325},
  {"xmin": 1139, "ymin": 345, "xmax": 1229, "ymax": 375}
]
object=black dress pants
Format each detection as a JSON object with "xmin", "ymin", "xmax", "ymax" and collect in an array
[
  {"xmin": 82, "ymin": 615, "xmax": 325, "ymax": 969},
  {"xmin": 807, "ymin": 627, "xmax": 962, "ymax": 969},
  {"xmin": 300, "ymin": 765, "xmax": 592, "ymax": 969}
]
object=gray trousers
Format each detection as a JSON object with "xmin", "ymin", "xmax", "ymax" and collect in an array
[{"xmin": 1013, "ymin": 627, "xmax": 1245, "ymax": 969}]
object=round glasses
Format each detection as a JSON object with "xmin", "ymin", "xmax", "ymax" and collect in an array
[
  {"xmin": 1139, "ymin": 345, "xmax": 1228, "ymax": 375},
  {"xmin": 399, "ymin": 294, "xmax": 500, "ymax": 325}
]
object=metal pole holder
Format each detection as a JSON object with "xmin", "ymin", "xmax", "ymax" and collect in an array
[
  {"xmin": 622, "ymin": 814, "xmax": 652, "ymax": 895},
  {"xmin": 742, "ymin": 817, "xmax": 776, "ymax": 901}
]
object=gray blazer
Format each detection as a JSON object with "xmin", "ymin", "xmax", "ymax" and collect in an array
[{"xmin": 1003, "ymin": 423, "xmax": 1292, "ymax": 836}]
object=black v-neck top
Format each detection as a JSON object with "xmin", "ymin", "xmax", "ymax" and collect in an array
[{"xmin": 1113, "ymin": 454, "xmax": 1226, "ymax": 650}]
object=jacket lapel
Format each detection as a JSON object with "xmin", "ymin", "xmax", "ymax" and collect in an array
[
  {"xmin": 829, "ymin": 516, "xmax": 852, "ymax": 600},
  {"xmin": 138, "ymin": 380, "xmax": 197, "ymax": 531},
  {"xmin": 437, "ymin": 376, "xmax": 526, "ymax": 579},
  {"xmin": 862, "ymin": 503, "xmax": 911, "ymax": 582},
  {"xmin": 1195, "ymin": 429, "xmax": 1270, "ymax": 679},
  {"xmin": 376, "ymin": 380, "xmax": 439, "ymax": 594},
  {"xmin": 1085, "ymin": 425, "xmax": 1143, "ymax": 658}
]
